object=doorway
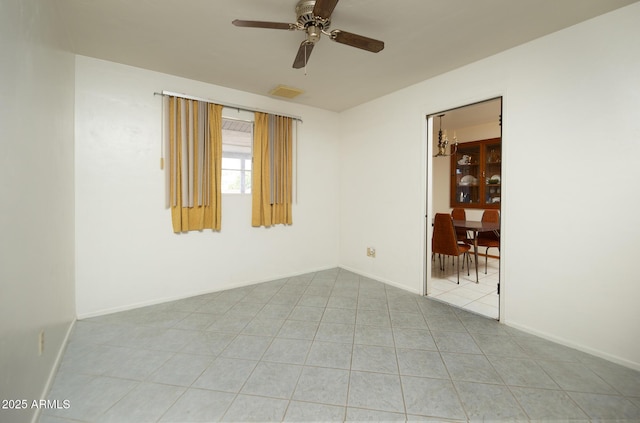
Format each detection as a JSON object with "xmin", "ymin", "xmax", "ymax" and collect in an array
[{"xmin": 425, "ymin": 97, "xmax": 502, "ymax": 320}]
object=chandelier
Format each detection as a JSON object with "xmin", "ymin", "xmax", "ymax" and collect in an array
[{"xmin": 434, "ymin": 114, "xmax": 458, "ymax": 157}]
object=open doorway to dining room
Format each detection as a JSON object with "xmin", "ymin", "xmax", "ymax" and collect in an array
[{"xmin": 425, "ymin": 97, "xmax": 502, "ymax": 320}]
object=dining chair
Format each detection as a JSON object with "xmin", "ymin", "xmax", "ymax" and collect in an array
[
  {"xmin": 432, "ymin": 213, "xmax": 471, "ymax": 284},
  {"xmin": 451, "ymin": 207, "xmax": 473, "ymax": 247},
  {"xmin": 476, "ymin": 209, "xmax": 500, "ymax": 273}
]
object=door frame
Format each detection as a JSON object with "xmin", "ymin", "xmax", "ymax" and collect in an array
[{"xmin": 422, "ymin": 96, "xmax": 503, "ymax": 321}]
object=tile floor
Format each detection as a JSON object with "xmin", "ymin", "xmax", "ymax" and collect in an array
[
  {"xmin": 430, "ymin": 253, "xmax": 500, "ymax": 320},
  {"xmin": 39, "ymin": 268, "xmax": 640, "ymax": 422}
]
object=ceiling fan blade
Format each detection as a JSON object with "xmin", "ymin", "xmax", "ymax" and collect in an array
[
  {"xmin": 313, "ymin": 0, "xmax": 339, "ymax": 19},
  {"xmin": 330, "ymin": 30, "xmax": 384, "ymax": 53},
  {"xmin": 232, "ymin": 19, "xmax": 295, "ymax": 30},
  {"xmin": 293, "ymin": 41, "xmax": 315, "ymax": 69}
]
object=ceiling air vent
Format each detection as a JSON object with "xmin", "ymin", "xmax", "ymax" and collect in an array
[{"xmin": 269, "ymin": 85, "xmax": 304, "ymax": 99}]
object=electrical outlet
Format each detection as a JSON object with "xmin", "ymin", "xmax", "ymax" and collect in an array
[
  {"xmin": 38, "ymin": 330, "xmax": 45, "ymax": 356},
  {"xmin": 367, "ymin": 247, "xmax": 376, "ymax": 258}
]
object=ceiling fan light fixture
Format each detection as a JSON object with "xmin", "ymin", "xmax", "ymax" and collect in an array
[
  {"xmin": 232, "ymin": 0, "xmax": 384, "ymax": 70},
  {"xmin": 306, "ymin": 25, "xmax": 321, "ymax": 43},
  {"xmin": 269, "ymin": 85, "xmax": 305, "ymax": 99}
]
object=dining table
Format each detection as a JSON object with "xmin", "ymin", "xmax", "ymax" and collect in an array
[{"xmin": 452, "ymin": 219, "xmax": 500, "ymax": 283}]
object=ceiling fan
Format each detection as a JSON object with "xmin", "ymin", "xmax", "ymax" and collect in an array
[{"xmin": 232, "ymin": 0, "xmax": 385, "ymax": 69}]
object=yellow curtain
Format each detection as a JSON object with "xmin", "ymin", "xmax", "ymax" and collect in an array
[
  {"xmin": 252, "ymin": 112, "xmax": 293, "ymax": 227},
  {"xmin": 168, "ymin": 96, "xmax": 222, "ymax": 232}
]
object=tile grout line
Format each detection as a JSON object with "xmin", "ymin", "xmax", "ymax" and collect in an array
[
  {"xmin": 211, "ymin": 277, "xmax": 297, "ymax": 422},
  {"xmin": 388, "ymin": 285, "xmax": 409, "ymax": 419}
]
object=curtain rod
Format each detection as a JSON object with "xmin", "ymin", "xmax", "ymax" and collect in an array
[{"xmin": 154, "ymin": 91, "xmax": 303, "ymax": 123}]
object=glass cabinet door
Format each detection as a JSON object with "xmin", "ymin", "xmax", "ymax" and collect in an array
[
  {"xmin": 452, "ymin": 144, "xmax": 481, "ymax": 205},
  {"xmin": 450, "ymin": 138, "xmax": 501, "ymax": 209},
  {"xmin": 484, "ymin": 142, "xmax": 501, "ymax": 206}
]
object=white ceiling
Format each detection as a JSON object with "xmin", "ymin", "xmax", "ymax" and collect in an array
[
  {"xmin": 436, "ymin": 98, "xmax": 502, "ymax": 133},
  {"xmin": 55, "ymin": 0, "xmax": 637, "ymax": 112}
]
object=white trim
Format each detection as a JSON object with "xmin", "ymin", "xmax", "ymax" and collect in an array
[
  {"xmin": 76, "ymin": 265, "xmax": 338, "ymax": 320},
  {"xmin": 505, "ymin": 321, "xmax": 640, "ymax": 372},
  {"xmin": 422, "ymin": 95, "xmax": 505, "ymax": 320},
  {"xmin": 338, "ymin": 264, "xmax": 422, "ymax": 295},
  {"xmin": 31, "ymin": 319, "xmax": 77, "ymax": 423}
]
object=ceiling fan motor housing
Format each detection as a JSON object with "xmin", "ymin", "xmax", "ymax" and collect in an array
[{"xmin": 296, "ymin": 0, "xmax": 330, "ymax": 30}]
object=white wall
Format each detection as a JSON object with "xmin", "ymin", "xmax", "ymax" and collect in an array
[
  {"xmin": 75, "ymin": 57, "xmax": 341, "ymax": 317},
  {"xmin": 0, "ymin": 1, "xmax": 76, "ymax": 422},
  {"xmin": 340, "ymin": 3, "xmax": 640, "ymax": 369}
]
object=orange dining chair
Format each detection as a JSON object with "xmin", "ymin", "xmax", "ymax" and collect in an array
[
  {"xmin": 451, "ymin": 208, "xmax": 473, "ymax": 247},
  {"xmin": 432, "ymin": 213, "xmax": 471, "ymax": 284},
  {"xmin": 476, "ymin": 209, "xmax": 500, "ymax": 273}
]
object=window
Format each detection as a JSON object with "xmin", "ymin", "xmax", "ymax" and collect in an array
[{"xmin": 221, "ymin": 118, "xmax": 252, "ymax": 194}]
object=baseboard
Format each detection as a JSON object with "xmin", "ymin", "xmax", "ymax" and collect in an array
[
  {"xmin": 505, "ymin": 320, "xmax": 640, "ymax": 371},
  {"xmin": 338, "ymin": 265, "xmax": 421, "ymax": 295},
  {"xmin": 77, "ymin": 265, "xmax": 340, "ymax": 320},
  {"xmin": 31, "ymin": 319, "xmax": 77, "ymax": 423},
  {"xmin": 339, "ymin": 266, "xmax": 639, "ymax": 371},
  {"xmin": 73, "ymin": 265, "xmax": 639, "ymax": 373}
]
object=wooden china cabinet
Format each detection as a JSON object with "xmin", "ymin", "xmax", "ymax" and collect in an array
[{"xmin": 450, "ymin": 137, "xmax": 501, "ymax": 209}]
